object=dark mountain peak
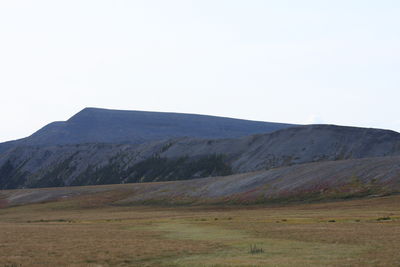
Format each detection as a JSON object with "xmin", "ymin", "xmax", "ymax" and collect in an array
[
  {"xmin": 68, "ymin": 107, "xmax": 284, "ymax": 126},
  {"xmin": 68, "ymin": 107, "xmax": 126, "ymax": 120},
  {"xmin": 67, "ymin": 107, "xmax": 121, "ymax": 123},
  {"xmin": 0, "ymin": 107, "xmax": 295, "ymax": 150}
]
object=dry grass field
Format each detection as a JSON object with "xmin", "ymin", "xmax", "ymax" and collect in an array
[{"xmin": 0, "ymin": 194, "xmax": 400, "ymax": 266}]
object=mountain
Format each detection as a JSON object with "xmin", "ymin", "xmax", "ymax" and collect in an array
[
  {"xmin": 0, "ymin": 107, "xmax": 294, "ymax": 153},
  {"xmin": 1, "ymin": 124, "xmax": 399, "ymax": 189}
]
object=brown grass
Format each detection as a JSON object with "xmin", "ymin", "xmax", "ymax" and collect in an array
[{"xmin": 0, "ymin": 195, "xmax": 399, "ymax": 266}]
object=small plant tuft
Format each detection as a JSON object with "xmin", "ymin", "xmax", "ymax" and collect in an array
[
  {"xmin": 249, "ymin": 244, "xmax": 264, "ymax": 254},
  {"xmin": 377, "ymin": 216, "xmax": 391, "ymax": 221}
]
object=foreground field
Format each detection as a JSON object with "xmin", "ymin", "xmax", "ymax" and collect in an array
[{"xmin": 0, "ymin": 195, "xmax": 400, "ymax": 266}]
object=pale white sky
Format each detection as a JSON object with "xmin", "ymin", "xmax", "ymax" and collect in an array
[{"xmin": 1, "ymin": 0, "xmax": 399, "ymax": 142}]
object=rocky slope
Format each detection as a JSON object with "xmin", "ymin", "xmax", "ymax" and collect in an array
[
  {"xmin": 1, "ymin": 155, "xmax": 399, "ymax": 207},
  {"xmin": 1, "ymin": 124, "xmax": 399, "ymax": 189}
]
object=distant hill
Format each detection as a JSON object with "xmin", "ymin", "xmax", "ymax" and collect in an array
[
  {"xmin": 1, "ymin": 124, "xmax": 399, "ymax": 189},
  {"xmin": 0, "ymin": 107, "xmax": 294, "ymax": 153}
]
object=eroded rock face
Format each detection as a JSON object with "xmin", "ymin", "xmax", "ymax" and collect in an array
[
  {"xmin": 0, "ymin": 124, "xmax": 400, "ymax": 189},
  {"xmin": 2, "ymin": 156, "xmax": 400, "ymax": 207}
]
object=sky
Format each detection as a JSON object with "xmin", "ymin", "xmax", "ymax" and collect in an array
[{"xmin": 0, "ymin": 0, "xmax": 399, "ymax": 142}]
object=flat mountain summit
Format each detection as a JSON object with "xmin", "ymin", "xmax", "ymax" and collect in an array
[{"xmin": 0, "ymin": 108, "xmax": 294, "ymax": 151}]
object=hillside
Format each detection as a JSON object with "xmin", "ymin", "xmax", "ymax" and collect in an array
[
  {"xmin": 0, "ymin": 124, "xmax": 399, "ymax": 189},
  {"xmin": 1, "ymin": 155, "xmax": 399, "ymax": 207},
  {"xmin": 0, "ymin": 108, "xmax": 293, "ymax": 153}
]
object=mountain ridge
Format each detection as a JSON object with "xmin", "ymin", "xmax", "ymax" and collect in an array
[{"xmin": 0, "ymin": 107, "xmax": 295, "ymax": 153}]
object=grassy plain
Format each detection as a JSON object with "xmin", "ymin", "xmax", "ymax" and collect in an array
[{"xmin": 0, "ymin": 195, "xmax": 399, "ymax": 266}]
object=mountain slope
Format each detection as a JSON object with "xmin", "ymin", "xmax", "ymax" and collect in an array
[
  {"xmin": 0, "ymin": 108, "xmax": 294, "ymax": 153},
  {"xmin": 1, "ymin": 124, "xmax": 399, "ymax": 189},
  {"xmin": 1, "ymin": 155, "xmax": 399, "ymax": 207}
]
